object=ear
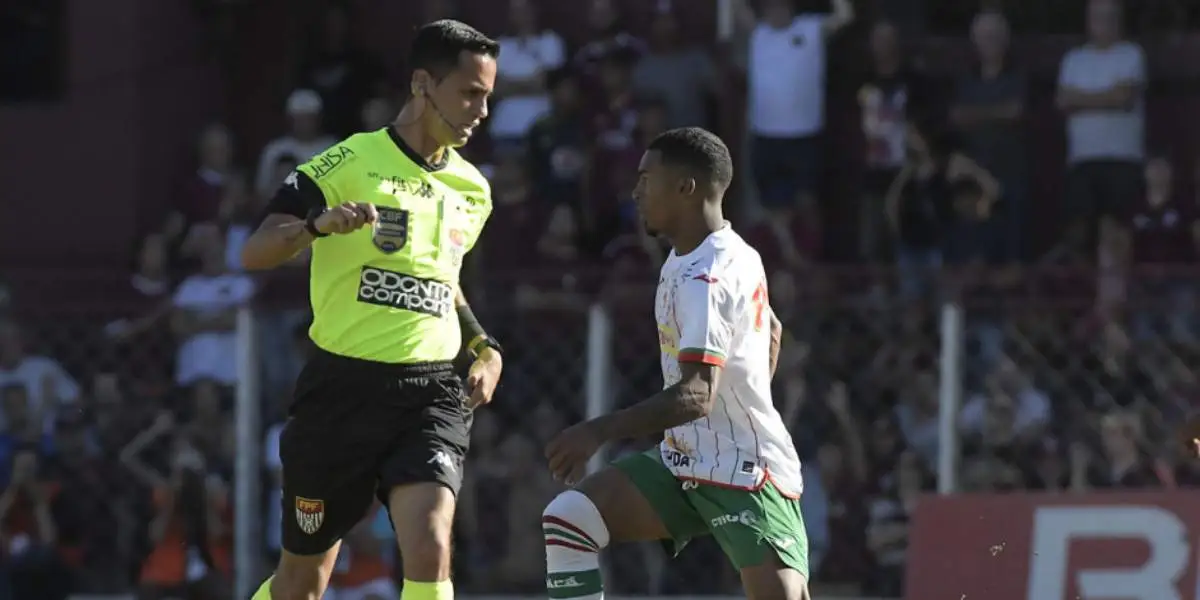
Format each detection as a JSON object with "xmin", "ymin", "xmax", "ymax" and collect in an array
[{"xmin": 678, "ymin": 177, "xmax": 697, "ymax": 196}]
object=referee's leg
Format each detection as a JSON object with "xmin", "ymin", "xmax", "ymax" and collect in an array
[
  {"xmin": 379, "ymin": 373, "xmax": 472, "ymax": 600},
  {"xmin": 253, "ymin": 384, "xmax": 382, "ymax": 599}
]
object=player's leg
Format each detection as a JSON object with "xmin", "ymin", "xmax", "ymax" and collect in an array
[
  {"xmin": 689, "ymin": 483, "xmax": 811, "ymax": 600},
  {"xmin": 253, "ymin": 360, "xmax": 391, "ymax": 600},
  {"xmin": 543, "ymin": 449, "xmax": 710, "ymax": 600},
  {"xmin": 377, "ymin": 371, "xmax": 472, "ymax": 600}
]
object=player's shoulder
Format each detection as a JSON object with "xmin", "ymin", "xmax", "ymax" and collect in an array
[
  {"xmin": 676, "ymin": 229, "xmax": 757, "ymax": 286},
  {"xmin": 296, "ymin": 131, "xmax": 375, "ymax": 183},
  {"xmin": 439, "ymin": 148, "xmax": 492, "ymax": 208}
]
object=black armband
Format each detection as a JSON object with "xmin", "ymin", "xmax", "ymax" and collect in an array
[{"xmin": 457, "ymin": 304, "xmax": 501, "ymax": 357}]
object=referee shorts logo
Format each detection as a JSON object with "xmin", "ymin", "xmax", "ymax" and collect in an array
[{"xmin": 295, "ymin": 497, "xmax": 325, "ymax": 535}]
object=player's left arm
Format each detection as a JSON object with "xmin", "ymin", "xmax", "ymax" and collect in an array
[
  {"xmin": 593, "ymin": 275, "xmax": 734, "ymax": 441},
  {"xmin": 768, "ymin": 307, "xmax": 782, "ymax": 380}
]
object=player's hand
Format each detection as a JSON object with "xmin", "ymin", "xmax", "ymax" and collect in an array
[
  {"xmin": 465, "ymin": 347, "xmax": 502, "ymax": 409},
  {"xmin": 545, "ymin": 421, "xmax": 603, "ymax": 486},
  {"xmin": 1180, "ymin": 412, "xmax": 1200, "ymax": 458},
  {"xmin": 315, "ymin": 202, "xmax": 378, "ymax": 235}
]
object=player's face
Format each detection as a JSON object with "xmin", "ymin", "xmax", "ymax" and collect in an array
[
  {"xmin": 423, "ymin": 51, "xmax": 496, "ymax": 147},
  {"xmin": 633, "ymin": 150, "xmax": 677, "ymax": 232}
]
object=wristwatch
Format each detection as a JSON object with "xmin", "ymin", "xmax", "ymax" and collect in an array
[
  {"xmin": 471, "ymin": 336, "xmax": 504, "ymax": 358},
  {"xmin": 305, "ymin": 206, "xmax": 329, "ymax": 238}
]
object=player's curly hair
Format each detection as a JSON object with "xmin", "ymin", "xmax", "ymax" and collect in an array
[
  {"xmin": 647, "ymin": 127, "xmax": 734, "ymax": 191},
  {"xmin": 410, "ymin": 19, "xmax": 500, "ymax": 81}
]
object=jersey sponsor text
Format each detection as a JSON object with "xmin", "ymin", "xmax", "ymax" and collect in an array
[{"xmin": 357, "ymin": 267, "xmax": 454, "ymax": 317}]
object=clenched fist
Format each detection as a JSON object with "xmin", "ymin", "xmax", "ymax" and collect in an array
[{"xmin": 315, "ymin": 202, "xmax": 378, "ymax": 235}]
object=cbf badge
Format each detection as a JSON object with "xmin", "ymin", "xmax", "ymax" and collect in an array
[
  {"xmin": 295, "ymin": 497, "xmax": 325, "ymax": 534},
  {"xmin": 372, "ymin": 207, "xmax": 409, "ymax": 253}
]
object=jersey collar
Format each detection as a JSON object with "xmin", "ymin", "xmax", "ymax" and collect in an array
[{"xmin": 386, "ymin": 126, "xmax": 449, "ymax": 172}]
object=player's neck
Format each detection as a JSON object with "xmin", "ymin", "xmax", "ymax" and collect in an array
[
  {"xmin": 391, "ymin": 113, "xmax": 447, "ymax": 166},
  {"xmin": 670, "ymin": 208, "xmax": 726, "ymax": 256}
]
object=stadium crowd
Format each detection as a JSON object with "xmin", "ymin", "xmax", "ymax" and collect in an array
[{"xmin": 3, "ymin": 0, "xmax": 1200, "ymax": 598}]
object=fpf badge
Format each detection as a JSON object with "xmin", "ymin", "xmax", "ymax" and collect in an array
[
  {"xmin": 373, "ymin": 207, "xmax": 409, "ymax": 253},
  {"xmin": 295, "ymin": 497, "xmax": 325, "ymax": 534}
]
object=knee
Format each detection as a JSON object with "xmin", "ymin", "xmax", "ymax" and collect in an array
[
  {"xmin": 542, "ymin": 490, "xmax": 610, "ymax": 551},
  {"xmin": 390, "ymin": 485, "xmax": 456, "ymax": 580},
  {"xmin": 272, "ymin": 560, "xmax": 333, "ymax": 600},
  {"xmin": 400, "ymin": 524, "xmax": 454, "ymax": 578}
]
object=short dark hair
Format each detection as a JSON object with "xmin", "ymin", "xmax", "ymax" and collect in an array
[
  {"xmin": 410, "ymin": 20, "xmax": 500, "ymax": 81},
  {"xmin": 647, "ymin": 127, "xmax": 734, "ymax": 190}
]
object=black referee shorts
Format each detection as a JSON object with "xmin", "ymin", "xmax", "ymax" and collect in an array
[{"xmin": 278, "ymin": 347, "xmax": 471, "ymax": 556}]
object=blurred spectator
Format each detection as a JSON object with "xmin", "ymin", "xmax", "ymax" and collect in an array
[
  {"xmin": 884, "ymin": 120, "xmax": 999, "ymax": 297},
  {"xmin": 573, "ymin": 0, "xmax": 646, "ymax": 75},
  {"xmin": 182, "ymin": 381, "xmax": 233, "ymax": 477},
  {"xmin": 959, "ymin": 355, "xmax": 1050, "ymax": 443},
  {"xmin": 893, "ymin": 371, "xmax": 940, "ymax": 465},
  {"xmin": 0, "ymin": 320, "xmax": 80, "ymax": 431},
  {"xmin": 170, "ymin": 233, "xmax": 256, "ymax": 387},
  {"xmin": 165, "ymin": 124, "xmax": 236, "ymax": 245},
  {"xmin": 123, "ymin": 414, "xmax": 230, "ymax": 600},
  {"xmin": 490, "ymin": 0, "xmax": 566, "ymax": 154},
  {"xmin": 1057, "ymin": 0, "xmax": 1146, "ymax": 255},
  {"xmin": 48, "ymin": 410, "xmax": 126, "ymax": 593},
  {"xmin": 216, "ymin": 173, "xmax": 261, "ymax": 273},
  {"xmin": 747, "ymin": 0, "xmax": 852, "ymax": 221},
  {"xmin": 254, "ymin": 89, "xmax": 336, "ymax": 196},
  {"xmin": 0, "ymin": 385, "xmax": 55, "ymax": 481},
  {"xmin": 1077, "ymin": 410, "xmax": 1161, "ymax": 488},
  {"xmin": 262, "ymin": 422, "xmax": 284, "ymax": 563},
  {"xmin": 1129, "ymin": 156, "xmax": 1198, "ymax": 339},
  {"xmin": 360, "ymin": 96, "xmax": 396, "ymax": 132},
  {"xmin": 103, "ymin": 235, "xmax": 176, "ymax": 391},
  {"xmin": 296, "ymin": 2, "xmax": 385, "ymax": 138},
  {"xmin": 0, "ymin": 447, "xmax": 69, "ymax": 600},
  {"xmin": 631, "ymin": 7, "xmax": 718, "ymax": 129},
  {"xmin": 584, "ymin": 48, "xmax": 641, "ymax": 240},
  {"xmin": 864, "ymin": 451, "xmax": 931, "ymax": 597},
  {"xmin": 858, "ymin": 21, "xmax": 935, "ymax": 263},
  {"xmin": 950, "ymin": 10, "xmax": 1028, "ymax": 263},
  {"xmin": 525, "ymin": 68, "xmax": 587, "ymax": 215}
]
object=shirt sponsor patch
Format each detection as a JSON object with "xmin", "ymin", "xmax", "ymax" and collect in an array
[{"xmin": 357, "ymin": 267, "xmax": 453, "ymax": 317}]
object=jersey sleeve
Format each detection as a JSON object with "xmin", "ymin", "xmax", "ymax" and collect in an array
[
  {"xmin": 460, "ymin": 177, "xmax": 493, "ymax": 254},
  {"xmin": 675, "ymin": 273, "xmax": 737, "ymax": 367},
  {"xmin": 258, "ymin": 169, "xmax": 328, "ymax": 222}
]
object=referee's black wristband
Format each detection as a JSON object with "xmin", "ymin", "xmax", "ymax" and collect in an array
[
  {"xmin": 305, "ymin": 206, "xmax": 328, "ymax": 238},
  {"xmin": 457, "ymin": 304, "xmax": 501, "ymax": 357}
]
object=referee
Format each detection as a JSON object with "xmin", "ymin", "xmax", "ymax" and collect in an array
[{"xmin": 242, "ymin": 20, "xmax": 503, "ymax": 600}]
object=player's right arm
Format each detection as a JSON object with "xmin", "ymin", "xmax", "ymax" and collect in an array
[
  {"xmin": 240, "ymin": 171, "xmax": 377, "ymax": 270},
  {"xmin": 768, "ymin": 307, "xmax": 782, "ymax": 379}
]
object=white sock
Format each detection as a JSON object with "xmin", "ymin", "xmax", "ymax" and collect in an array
[{"xmin": 543, "ymin": 490, "xmax": 610, "ymax": 600}]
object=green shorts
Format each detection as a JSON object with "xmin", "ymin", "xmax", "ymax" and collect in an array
[{"xmin": 613, "ymin": 449, "xmax": 809, "ymax": 580}]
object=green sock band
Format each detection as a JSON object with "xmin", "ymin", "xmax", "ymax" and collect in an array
[{"xmin": 547, "ymin": 569, "xmax": 604, "ymax": 599}]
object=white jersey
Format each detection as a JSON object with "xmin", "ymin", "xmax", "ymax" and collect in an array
[{"xmin": 654, "ymin": 226, "xmax": 803, "ymax": 497}]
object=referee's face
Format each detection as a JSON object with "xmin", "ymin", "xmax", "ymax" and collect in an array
[{"xmin": 426, "ymin": 51, "xmax": 496, "ymax": 147}]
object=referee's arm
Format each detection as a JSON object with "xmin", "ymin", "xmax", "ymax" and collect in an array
[{"xmin": 241, "ymin": 172, "xmax": 326, "ymax": 270}]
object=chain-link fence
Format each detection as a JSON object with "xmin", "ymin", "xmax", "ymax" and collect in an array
[{"xmin": 2, "ymin": 265, "xmax": 1197, "ymax": 599}]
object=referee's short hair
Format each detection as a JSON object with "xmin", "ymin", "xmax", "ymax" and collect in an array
[
  {"xmin": 410, "ymin": 20, "xmax": 500, "ymax": 81},
  {"xmin": 647, "ymin": 127, "xmax": 734, "ymax": 191}
]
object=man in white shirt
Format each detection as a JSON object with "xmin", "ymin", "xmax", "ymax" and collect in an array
[
  {"xmin": 255, "ymin": 89, "xmax": 336, "ymax": 195},
  {"xmin": 1057, "ymin": 0, "xmax": 1146, "ymax": 254},
  {"xmin": 746, "ymin": 0, "xmax": 852, "ymax": 218}
]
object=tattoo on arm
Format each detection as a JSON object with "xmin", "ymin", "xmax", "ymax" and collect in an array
[{"xmin": 594, "ymin": 363, "xmax": 719, "ymax": 441}]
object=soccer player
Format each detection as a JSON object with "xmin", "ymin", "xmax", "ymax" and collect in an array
[
  {"xmin": 240, "ymin": 20, "xmax": 503, "ymax": 600},
  {"xmin": 542, "ymin": 127, "xmax": 808, "ymax": 600}
]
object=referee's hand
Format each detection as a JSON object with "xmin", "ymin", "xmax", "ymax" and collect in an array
[{"xmin": 315, "ymin": 202, "xmax": 378, "ymax": 235}]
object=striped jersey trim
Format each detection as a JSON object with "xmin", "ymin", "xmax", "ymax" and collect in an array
[{"xmin": 678, "ymin": 347, "xmax": 726, "ymax": 366}]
